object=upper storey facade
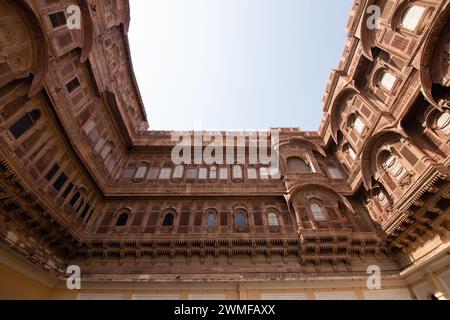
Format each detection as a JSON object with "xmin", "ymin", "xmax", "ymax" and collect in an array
[{"xmin": 320, "ymin": 0, "xmax": 449, "ymax": 263}]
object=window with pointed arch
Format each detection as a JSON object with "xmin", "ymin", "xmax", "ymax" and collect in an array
[
  {"xmin": 401, "ymin": 5, "xmax": 426, "ymax": 31},
  {"xmin": 309, "ymin": 202, "xmax": 328, "ymax": 222},
  {"xmin": 76, "ymin": 198, "xmax": 85, "ymax": 213},
  {"xmin": 162, "ymin": 212, "xmax": 175, "ymax": 226},
  {"xmin": 380, "ymin": 151, "xmax": 407, "ymax": 182},
  {"xmin": 380, "ymin": 71, "xmax": 397, "ymax": 92},
  {"xmin": 436, "ymin": 112, "xmax": 450, "ymax": 134},
  {"xmin": 69, "ymin": 191, "xmax": 81, "ymax": 207},
  {"xmin": 377, "ymin": 189, "xmax": 390, "ymax": 209},
  {"xmin": 267, "ymin": 212, "xmax": 280, "ymax": 226},
  {"xmin": 207, "ymin": 212, "xmax": 216, "ymax": 227},
  {"xmin": 234, "ymin": 211, "xmax": 247, "ymax": 227},
  {"xmin": 348, "ymin": 113, "xmax": 366, "ymax": 135},
  {"xmin": 116, "ymin": 212, "xmax": 129, "ymax": 226},
  {"xmin": 287, "ymin": 157, "xmax": 313, "ymax": 173}
]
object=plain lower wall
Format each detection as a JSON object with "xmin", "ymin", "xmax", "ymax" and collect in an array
[{"xmin": 0, "ymin": 262, "xmax": 51, "ymax": 300}]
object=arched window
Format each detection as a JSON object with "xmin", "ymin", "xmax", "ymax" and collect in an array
[
  {"xmin": 116, "ymin": 213, "xmax": 128, "ymax": 226},
  {"xmin": 8, "ymin": 109, "xmax": 41, "ymax": 139},
  {"xmin": 134, "ymin": 163, "xmax": 148, "ymax": 179},
  {"xmin": 310, "ymin": 203, "xmax": 327, "ymax": 221},
  {"xmin": 162, "ymin": 213, "xmax": 174, "ymax": 226},
  {"xmin": 380, "ymin": 71, "xmax": 397, "ymax": 91},
  {"xmin": 377, "ymin": 190, "xmax": 390, "ymax": 208},
  {"xmin": 382, "ymin": 153, "xmax": 406, "ymax": 181},
  {"xmin": 69, "ymin": 191, "xmax": 81, "ymax": 207},
  {"xmin": 437, "ymin": 112, "xmax": 450, "ymax": 134},
  {"xmin": 401, "ymin": 5, "xmax": 426, "ymax": 31},
  {"xmin": 268, "ymin": 212, "xmax": 280, "ymax": 226},
  {"xmin": 207, "ymin": 212, "xmax": 216, "ymax": 227},
  {"xmin": 348, "ymin": 114, "xmax": 365, "ymax": 135},
  {"xmin": 287, "ymin": 157, "xmax": 312, "ymax": 173},
  {"xmin": 234, "ymin": 212, "xmax": 247, "ymax": 226},
  {"xmin": 343, "ymin": 144, "xmax": 357, "ymax": 160},
  {"xmin": 232, "ymin": 165, "xmax": 243, "ymax": 179}
]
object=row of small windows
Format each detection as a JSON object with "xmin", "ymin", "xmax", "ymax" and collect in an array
[
  {"xmin": 45, "ymin": 163, "xmax": 94, "ymax": 222},
  {"xmin": 6, "ymin": 110, "xmax": 93, "ymax": 222},
  {"xmin": 124, "ymin": 159, "xmax": 345, "ymax": 181},
  {"xmin": 114, "ymin": 211, "xmax": 283, "ymax": 228},
  {"xmin": 83, "ymin": 118, "xmax": 116, "ymax": 173},
  {"xmin": 287, "ymin": 157, "xmax": 345, "ymax": 179},
  {"xmin": 122, "ymin": 164, "xmax": 278, "ymax": 181},
  {"xmin": 113, "ymin": 203, "xmax": 332, "ymax": 228}
]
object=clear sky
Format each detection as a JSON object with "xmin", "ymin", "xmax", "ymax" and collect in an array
[{"xmin": 128, "ymin": 0, "xmax": 354, "ymax": 131}]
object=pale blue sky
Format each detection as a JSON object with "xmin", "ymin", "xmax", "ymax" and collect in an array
[{"xmin": 128, "ymin": 0, "xmax": 353, "ymax": 131}]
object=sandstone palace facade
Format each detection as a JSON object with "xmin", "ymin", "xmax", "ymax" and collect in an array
[{"xmin": 0, "ymin": 0, "xmax": 449, "ymax": 300}]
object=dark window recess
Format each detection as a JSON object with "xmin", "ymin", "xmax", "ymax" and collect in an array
[
  {"xmin": 116, "ymin": 213, "xmax": 128, "ymax": 226},
  {"xmin": 9, "ymin": 110, "xmax": 41, "ymax": 139},
  {"xmin": 66, "ymin": 77, "xmax": 80, "ymax": 94},
  {"xmin": 45, "ymin": 164, "xmax": 60, "ymax": 181},
  {"xmin": 80, "ymin": 204, "xmax": 90, "ymax": 220},
  {"xmin": 52, "ymin": 172, "xmax": 68, "ymax": 191},
  {"xmin": 49, "ymin": 11, "xmax": 67, "ymax": 28},
  {"xmin": 76, "ymin": 199, "xmax": 84, "ymax": 212},
  {"xmin": 85, "ymin": 209, "xmax": 94, "ymax": 223},
  {"xmin": 69, "ymin": 192, "xmax": 80, "ymax": 207},
  {"xmin": 162, "ymin": 213, "xmax": 174, "ymax": 226},
  {"xmin": 62, "ymin": 183, "xmax": 74, "ymax": 199}
]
